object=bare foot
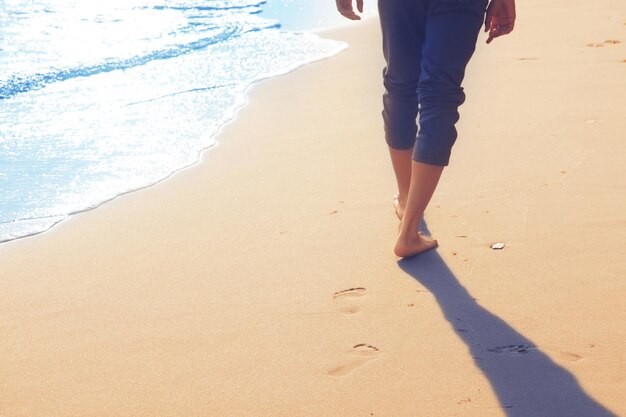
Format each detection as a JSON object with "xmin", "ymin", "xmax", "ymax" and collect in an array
[
  {"xmin": 393, "ymin": 193, "xmax": 405, "ymax": 220},
  {"xmin": 394, "ymin": 231, "xmax": 438, "ymax": 258}
]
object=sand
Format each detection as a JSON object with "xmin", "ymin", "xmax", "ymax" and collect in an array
[{"xmin": 1, "ymin": 0, "xmax": 625, "ymax": 416}]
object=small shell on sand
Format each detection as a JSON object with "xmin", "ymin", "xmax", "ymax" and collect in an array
[{"xmin": 491, "ymin": 242, "xmax": 506, "ymax": 250}]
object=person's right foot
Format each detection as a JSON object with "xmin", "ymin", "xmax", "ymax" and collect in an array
[{"xmin": 394, "ymin": 231, "xmax": 438, "ymax": 258}]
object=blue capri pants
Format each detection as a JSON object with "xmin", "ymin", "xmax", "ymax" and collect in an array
[{"xmin": 379, "ymin": 0, "xmax": 487, "ymax": 166}]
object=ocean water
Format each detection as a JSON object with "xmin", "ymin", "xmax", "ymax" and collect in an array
[{"xmin": 0, "ymin": 0, "xmax": 348, "ymax": 243}]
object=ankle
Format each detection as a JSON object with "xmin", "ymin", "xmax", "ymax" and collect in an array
[{"xmin": 399, "ymin": 217, "xmax": 420, "ymax": 237}]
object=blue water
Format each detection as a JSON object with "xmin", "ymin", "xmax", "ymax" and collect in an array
[{"xmin": 0, "ymin": 0, "xmax": 348, "ymax": 243}]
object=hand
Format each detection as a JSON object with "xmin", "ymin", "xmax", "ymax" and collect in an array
[
  {"xmin": 484, "ymin": 0, "xmax": 516, "ymax": 44},
  {"xmin": 336, "ymin": 0, "xmax": 363, "ymax": 20}
]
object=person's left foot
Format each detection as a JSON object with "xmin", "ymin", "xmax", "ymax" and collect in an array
[{"xmin": 393, "ymin": 193, "xmax": 405, "ymax": 220}]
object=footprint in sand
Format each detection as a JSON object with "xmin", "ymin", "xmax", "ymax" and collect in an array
[
  {"xmin": 586, "ymin": 39, "xmax": 621, "ymax": 48},
  {"xmin": 487, "ymin": 344, "xmax": 537, "ymax": 356},
  {"xmin": 333, "ymin": 287, "xmax": 367, "ymax": 314},
  {"xmin": 557, "ymin": 351, "xmax": 583, "ymax": 362},
  {"xmin": 328, "ymin": 344, "xmax": 381, "ymax": 377}
]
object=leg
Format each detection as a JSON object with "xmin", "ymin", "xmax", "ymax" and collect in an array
[
  {"xmin": 395, "ymin": 0, "xmax": 487, "ymax": 257},
  {"xmin": 414, "ymin": 0, "xmax": 487, "ymax": 166},
  {"xmin": 389, "ymin": 148, "xmax": 412, "ymax": 220},
  {"xmin": 394, "ymin": 162, "xmax": 443, "ymax": 257},
  {"xmin": 378, "ymin": 0, "xmax": 427, "ymax": 216}
]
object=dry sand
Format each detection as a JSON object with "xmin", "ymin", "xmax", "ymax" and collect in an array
[{"xmin": 1, "ymin": 0, "xmax": 625, "ymax": 416}]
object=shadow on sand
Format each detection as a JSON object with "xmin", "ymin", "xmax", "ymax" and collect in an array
[{"xmin": 398, "ymin": 224, "xmax": 616, "ymax": 417}]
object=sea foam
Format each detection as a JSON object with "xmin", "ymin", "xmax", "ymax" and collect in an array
[{"xmin": 0, "ymin": 0, "xmax": 346, "ymax": 242}]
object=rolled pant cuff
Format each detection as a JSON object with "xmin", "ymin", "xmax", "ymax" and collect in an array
[{"xmin": 412, "ymin": 146, "xmax": 451, "ymax": 166}]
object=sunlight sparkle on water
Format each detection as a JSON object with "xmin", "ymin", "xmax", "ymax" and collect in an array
[{"xmin": 0, "ymin": 0, "xmax": 346, "ymax": 242}]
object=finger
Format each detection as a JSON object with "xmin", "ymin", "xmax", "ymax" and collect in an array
[
  {"xmin": 493, "ymin": 16, "xmax": 516, "ymax": 32},
  {"xmin": 494, "ymin": 22, "xmax": 514, "ymax": 35},
  {"xmin": 338, "ymin": 9, "xmax": 361, "ymax": 20},
  {"xmin": 485, "ymin": 20, "xmax": 498, "ymax": 43},
  {"xmin": 336, "ymin": 0, "xmax": 361, "ymax": 20},
  {"xmin": 356, "ymin": 0, "xmax": 364, "ymax": 13},
  {"xmin": 337, "ymin": 6, "xmax": 359, "ymax": 20},
  {"xmin": 486, "ymin": 26, "xmax": 500, "ymax": 43},
  {"xmin": 486, "ymin": 23, "xmax": 513, "ymax": 43}
]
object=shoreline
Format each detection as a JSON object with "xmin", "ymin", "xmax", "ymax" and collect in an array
[
  {"xmin": 1, "ymin": 2, "xmax": 625, "ymax": 416},
  {"xmin": 0, "ymin": 23, "xmax": 350, "ymax": 246}
]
